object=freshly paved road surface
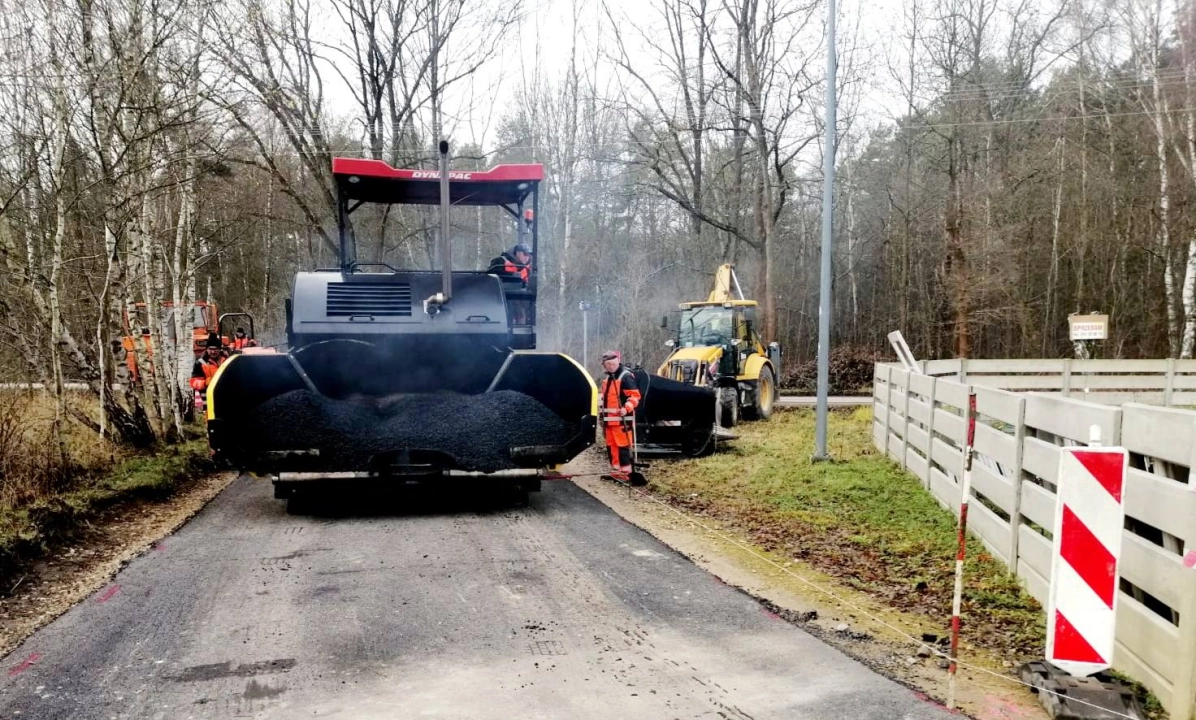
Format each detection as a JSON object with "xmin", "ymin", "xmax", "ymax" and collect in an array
[{"xmin": 0, "ymin": 477, "xmax": 952, "ymax": 720}]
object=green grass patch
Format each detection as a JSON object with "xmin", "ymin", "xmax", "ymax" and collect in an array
[
  {"xmin": 0, "ymin": 440, "xmax": 214, "ymax": 588},
  {"xmin": 649, "ymin": 406, "xmax": 1045, "ymax": 658}
]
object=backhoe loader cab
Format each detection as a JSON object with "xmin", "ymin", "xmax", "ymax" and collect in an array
[
  {"xmin": 659, "ymin": 265, "xmax": 781, "ymax": 427},
  {"xmin": 205, "ymin": 150, "xmax": 597, "ymax": 507}
]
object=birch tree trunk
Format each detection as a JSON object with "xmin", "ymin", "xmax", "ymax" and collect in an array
[
  {"xmin": 1046, "ymin": 135, "xmax": 1065, "ymax": 356},
  {"xmin": 47, "ymin": 75, "xmax": 69, "ymax": 456},
  {"xmin": 1176, "ymin": 0, "xmax": 1196, "ymax": 357},
  {"xmin": 172, "ymin": 166, "xmax": 198, "ymax": 399},
  {"xmin": 1143, "ymin": 0, "xmax": 1178, "ymax": 353},
  {"xmin": 96, "ymin": 221, "xmax": 119, "ymax": 439}
]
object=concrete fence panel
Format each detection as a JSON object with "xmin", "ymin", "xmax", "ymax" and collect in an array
[
  {"xmin": 887, "ymin": 369, "xmax": 911, "ymax": 465},
  {"xmin": 973, "ymin": 386, "xmax": 1026, "ymax": 570},
  {"xmin": 928, "ymin": 378, "xmax": 969, "ymax": 510},
  {"xmin": 888, "ymin": 358, "xmax": 1196, "ymax": 407},
  {"xmin": 1117, "ymin": 404, "xmax": 1196, "ymax": 717},
  {"xmin": 870, "ymin": 363, "xmax": 1196, "ymax": 719}
]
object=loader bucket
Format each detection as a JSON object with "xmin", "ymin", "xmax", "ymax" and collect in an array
[
  {"xmin": 631, "ymin": 369, "xmax": 719, "ymax": 457},
  {"xmin": 206, "ymin": 349, "xmax": 596, "ymax": 475}
]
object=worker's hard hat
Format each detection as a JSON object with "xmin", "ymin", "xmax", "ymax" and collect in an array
[
  {"xmin": 601, "ymin": 350, "xmax": 621, "ymax": 362},
  {"xmin": 235, "ymin": 327, "xmax": 246, "ymax": 335},
  {"xmin": 513, "ymin": 243, "xmax": 532, "ymax": 255},
  {"xmin": 205, "ymin": 333, "xmax": 222, "ymax": 348}
]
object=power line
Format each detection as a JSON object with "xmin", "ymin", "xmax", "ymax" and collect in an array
[{"xmin": 900, "ymin": 104, "xmax": 1196, "ymax": 131}]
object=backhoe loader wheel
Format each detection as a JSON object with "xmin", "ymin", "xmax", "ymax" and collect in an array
[
  {"xmin": 681, "ymin": 426, "xmax": 715, "ymax": 457},
  {"xmin": 744, "ymin": 366, "xmax": 777, "ymax": 421},
  {"xmin": 718, "ymin": 386, "xmax": 739, "ymax": 427}
]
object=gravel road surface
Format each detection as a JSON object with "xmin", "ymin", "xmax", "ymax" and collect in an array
[{"xmin": 0, "ymin": 477, "xmax": 955, "ymax": 719}]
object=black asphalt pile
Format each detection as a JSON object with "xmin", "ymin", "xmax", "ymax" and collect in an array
[{"xmin": 237, "ymin": 390, "xmax": 575, "ymax": 472}]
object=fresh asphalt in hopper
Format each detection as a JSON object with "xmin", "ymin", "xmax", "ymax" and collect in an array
[
  {"xmin": 239, "ymin": 390, "xmax": 575, "ymax": 472},
  {"xmin": 0, "ymin": 477, "xmax": 956, "ymax": 719}
]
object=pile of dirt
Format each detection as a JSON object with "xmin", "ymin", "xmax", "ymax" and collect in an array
[{"xmin": 238, "ymin": 390, "xmax": 575, "ymax": 472}]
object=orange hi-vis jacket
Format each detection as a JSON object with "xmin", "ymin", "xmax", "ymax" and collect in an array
[
  {"xmin": 600, "ymin": 366, "xmax": 641, "ymax": 424},
  {"xmin": 233, "ymin": 336, "xmax": 249, "ymax": 351},
  {"xmin": 505, "ymin": 258, "xmax": 529, "ymax": 283},
  {"xmin": 190, "ymin": 356, "xmax": 222, "ymax": 391},
  {"xmin": 490, "ymin": 252, "xmax": 529, "ymax": 284}
]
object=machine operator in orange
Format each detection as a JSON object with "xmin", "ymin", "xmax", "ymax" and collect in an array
[
  {"xmin": 599, "ymin": 350, "xmax": 641, "ymax": 476},
  {"xmin": 190, "ymin": 334, "xmax": 225, "ymax": 392}
]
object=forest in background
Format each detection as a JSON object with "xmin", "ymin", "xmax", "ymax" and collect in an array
[{"xmin": 2, "ymin": 0, "xmax": 1195, "ymax": 448}]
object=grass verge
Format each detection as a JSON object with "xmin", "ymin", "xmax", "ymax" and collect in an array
[
  {"xmin": 0, "ymin": 439, "xmax": 214, "ymax": 590},
  {"xmin": 648, "ymin": 406, "xmax": 1044, "ymax": 660}
]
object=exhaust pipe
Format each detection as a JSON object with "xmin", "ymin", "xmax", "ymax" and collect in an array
[{"xmin": 426, "ymin": 139, "xmax": 453, "ymax": 315}]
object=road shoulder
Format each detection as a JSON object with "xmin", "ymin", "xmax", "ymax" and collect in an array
[
  {"xmin": 0, "ymin": 470, "xmax": 237, "ymax": 659},
  {"xmin": 569, "ymin": 458, "xmax": 1049, "ymax": 720}
]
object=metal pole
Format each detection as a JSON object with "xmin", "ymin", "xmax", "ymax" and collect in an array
[
  {"xmin": 438, "ymin": 140, "xmax": 452, "ymax": 301},
  {"xmin": 814, "ymin": 0, "xmax": 837, "ymax": 460},
  {"xmin": 947, "ymin": 391, "xmax": 977, "ymax": 710},
  {"xmin": 581, "ymin": 301, "xmax": 589, "ymax": 365},
  {"xmin": 595, "ymin": 285, "xmax": 601, "ymax": 350}
]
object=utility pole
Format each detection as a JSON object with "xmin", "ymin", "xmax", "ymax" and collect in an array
[
  {"xmin": 580, "ymin": 300, "xmax": 592, "ymax": 366},
  {"xmin": 595, "ymin": 284, "xmax": 602, "ymax": 352},
  {"xmin": 814, "ymin": 0, "xmax": 837, "ymax": 461}
]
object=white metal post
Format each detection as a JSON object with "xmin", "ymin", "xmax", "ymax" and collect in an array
[
  {"xmin": 947, "ymin": 390, "xmax": 977, "ymax": 709},
  {"xmin": 580, "ymin": 301, "xmax": 591, "ymax": 365},
  {"xmin": 814, "ymin": 0, "xmax": 837, "ymax": 460}
]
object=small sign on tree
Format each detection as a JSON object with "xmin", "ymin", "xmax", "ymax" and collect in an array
[{"xmin": 1069, "ymin": 314, "xmax": 1109, "ymax": 342}]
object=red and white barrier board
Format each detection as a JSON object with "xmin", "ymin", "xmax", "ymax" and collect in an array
[{"xmin": 1046, "ymin": 445, "xmax": 1128, "ymax": 677}]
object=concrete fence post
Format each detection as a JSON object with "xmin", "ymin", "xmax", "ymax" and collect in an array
[
  {"xmin": 900, "ymin": 374, "xmax": 912, "ymax": 471},
  {"xmin": 1165, "ymin": 358, "xmax": 1177, "ymax": 407},
  {"xmin": 1006, "ymin": 395, "xmax": 1027, "ymax": 576},
  {"xmin": 924, "ymin": 378, "xmax": 937, "ymax": 489},
  {"xmin": 960, "ymin": 358, "xmax": 969, "ymax": 384},
  {"xmin": 878, "ymin": 366, "xmax": 891, "ymax": 452},
  {"xmin": 1173, "ymin": 571, "xmax": 1196, "ymax": 720},
  {"xmin": 1062, "ymin": 358, "xmax": 1073, "ymax": 397}
]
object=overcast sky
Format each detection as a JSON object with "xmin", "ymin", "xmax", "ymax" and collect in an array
[
  {"xmin": 312, "ymin": 0, "xmax": 1092, "ymax": 168},
  {"xmin": 310, "ymin": 0, "xmax": 913, "ymax": 165}
]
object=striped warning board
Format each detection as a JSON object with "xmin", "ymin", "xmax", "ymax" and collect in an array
[{"xmin": 1046, "ymin": 446, "xmax": 1128, "ymax": 677}]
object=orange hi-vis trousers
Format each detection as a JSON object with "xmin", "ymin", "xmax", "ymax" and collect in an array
[{"xmin": 604, "ymin": 420, "xmax": 633, "ymax": 471}]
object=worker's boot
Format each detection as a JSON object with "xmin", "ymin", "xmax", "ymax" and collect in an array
[{"xmin": 605, "ymin": 467, "xmax": 629, "ymax": 483}]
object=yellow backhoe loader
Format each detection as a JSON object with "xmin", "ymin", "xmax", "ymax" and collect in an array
[{"xmin": 658, "ymin": 264, "xmax": 781, "ymax": 428}]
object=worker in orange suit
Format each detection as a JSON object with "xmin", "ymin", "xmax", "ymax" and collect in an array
[
  {"xmin": 190, "ymin": 334, "xmax": 225, "ymax": 393},
  {"xmin": 488, "ymin": 243, "xmax": 533, "ymax": 325},
  {"xmin": 599, "ymin": 350, "xmax": 641, "ymax": 477},
  {"xmin": 487, "ymin": 243, "xmax": 532, "ymax": 285},
  {"xmin": 232, "ymin": 327, "xmax": 250, "ymax": 351}
]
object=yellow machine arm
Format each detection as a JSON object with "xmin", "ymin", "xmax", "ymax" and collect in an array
[{"xmin": 706, "ymin": 264, "xmax": 745, "ymax": 303}]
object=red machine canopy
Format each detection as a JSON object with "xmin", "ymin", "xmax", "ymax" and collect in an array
[{"xmin": 332, "ymin": 158, "xmax": 543, "ymax": 207}]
